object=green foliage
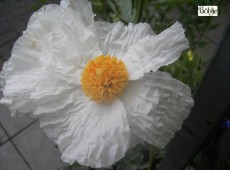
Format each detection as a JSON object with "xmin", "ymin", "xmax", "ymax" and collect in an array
[
  {"xmin": 161, "ymin": 50, "xmax": 206, "ymax": 94},
  {"xmin": 91, "ymin": 0, "xmax": 146, "ymax": 23},
  {"xmin": 145, "ymin": 0, "xmax": 230, "ymax": 95},
  {"xmin": 64, "ymin": 163, "xmax": 89, "ymax": 170},
  {"xmin": 31, "ymin": 0, "xmax": 48, "ymax": 11},
  {"xmin": 147, "ymin": 0, "xmax": 228, "ymax": 6},
  {"xmin": 64, "ymin": 145, "xmax": 148, "ymax": 170},
  {"xmin": 90, "ymin": 0, "xmax": 116, "ymax": 22},
  {"xmin": 148, "ymin": 0, "xmax": 193, "ymax": 5},
  {"xmin": 108, "ymin": 0, "xmax": 137, "ymax": 23},
  {"xmin": 115, "ymin": 145, "xmax": 148, "ymax": 170}
]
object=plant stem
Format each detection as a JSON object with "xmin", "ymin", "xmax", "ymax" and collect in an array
[
  {"xmin": 134, "ymin": 0, "xmax": 145, "ymax": 23},
  {"xmin": 148, "ymin": 145, "xmax": 159, "ymax": 170}
]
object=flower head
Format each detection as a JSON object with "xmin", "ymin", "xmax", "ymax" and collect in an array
[
  {"xmin": 81, "ymin": 55, "xmax": 129, "ymax": 102},
  {"xmin": 0, "ymin": 0, "xmax": 193, "ymax": 168}
]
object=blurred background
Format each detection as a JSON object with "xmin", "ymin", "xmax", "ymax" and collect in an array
[{"xmin": 0, "ymin": 0, "xmax": 230, "ymax": 170}]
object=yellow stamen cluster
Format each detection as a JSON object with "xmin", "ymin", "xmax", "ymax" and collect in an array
[{"xmin": 81, "ymin": 55, "xmax": 129, "ymax": 103}]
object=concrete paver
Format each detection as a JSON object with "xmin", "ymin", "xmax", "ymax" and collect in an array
[
  {"xmin": 0, "ymin": 92, "xmax": 35, "ymax": 138},
  {"xmin": 0, "ymin": 30, "xmax": 18, "ymax": 46},
  {"xmin": 0, "ymin": 44, "xmax": 11, "ymax": 61},
  {"xmin": 5, "ymin": 6, "xmax": 29, "ymax": 21},
  {"xmin": 195, "ymin": 37, "xmax": 219, "ymax": 61},
  {"xmin": 204, "ymin": 9, "xmax": 230, "ymax": 45},
  {"xmin": 0, "ymin": 141, "xmax": 30, "ymax": 170},
  {"xmin": 0, "ymin": 4, "xmax": 11, "ymax": 17},
  {"xmin": 0, "ymin": 124, "xmax": 8, "ymax": 145},
  {"xmin": 0, "ymin": 1, "xmax": 66, "ymax": 169},
  {"xmin": 0, "ymin": 18, "xmax": 11, "ymax": 34},
  {"xmin": 5, "ymin": 0, "xmax": 24, "ymax": 10},
  {"xmin": 12, "ymin": 122, "xmax": 67, "ymax": 170},
  {"xmin": 10, "ymin": 18, "xmax": 27, "ymax": 33}
]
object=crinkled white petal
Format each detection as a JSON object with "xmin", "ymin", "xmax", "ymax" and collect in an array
[
  {"xmin": 0, "ymin": 3, "xmax": 101, "ymax": 114},
  {"xmin": 60, "ymin": 0, "xmax": 155, "ymax": 59},
  {"xmin": 60, "ymin": 0, "xmax": 95, "ymax": 26},
  {"xmin": 122, "ymin": 22, "xmax": 189, "ymax": 80},
  {"xmin": 39, "ymin": 94, "xmax": 130, "ymax": 168},
  {"xmin": 94, "ymin": 21, "xmax": 155, "ymax": 57},
  {"xmin": 120, "ymin": 71, "xmax": 194, "ymax": 148}
]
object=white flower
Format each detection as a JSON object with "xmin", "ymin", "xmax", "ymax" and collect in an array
[{"xmin": 0, "ymin": 0, "xmax": 194, "ymax": 168}]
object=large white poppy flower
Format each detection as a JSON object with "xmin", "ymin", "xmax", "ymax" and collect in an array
[{"xmin": 0, "ymin": 0, "xmax": 194, "ymax": 168}]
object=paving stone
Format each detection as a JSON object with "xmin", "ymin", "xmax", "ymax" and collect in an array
[
  {"xmin": 9, "ymin": 37, "xmax": 19, "ymax": 48},
  {"xmin": 20, "ymin": 10, "xmax": 33, "ymax": 23},
  {"xmin": 22, "ymin": 0, "xmax": 38, "ymax": 10},
  {"xmin": 5, "ymin": 0, "xmax": 24, "ymax": 10},
  {"xmin": 5, "ymin": 6, "xmax": 28, "ymax": 20},
  {"xmin": 0, "ymin": 125, "xmax": 8, "ymax": 145},
  {"xmin": 49, "ymin": 0, "xmax": 60, "ymax": 4},
  {"xmin": 10, "ymin": 18, "xmax": 27, "ymax": 34},
  {"xmin": 13, "ymin": 122, "xmax": 68, "ymax": 170},
  {"xmin": 0, "ymin": 44, "xmax": 11, "ymax": 61},
  {"xmin": 195, "ymin": 37, "xmax": 219, "ymax": 60},
  {"xmin": 204, "ymin": 10, "xmax": 230, "ymax": 44},
  {"xmin": 0, "ymin": 19, "xmax": 11, "ymax": 35},
  {"xmin": 0, "ymin": 58, "xmax": 4, "ymax": 71},
  {"xmin": 0, "ymin": 1, "xmax": 6, "ymax": 9},
  {"xmin": 0, "ymin": 141, "xmax": 30, "ymax": 170},
  {"xmin": 0, "ymin": 5, "xmax": 11, "ymax": 17},
  {"xmin": 0, "ymin": 92, "xmax": 35, "ymax": 137},
  {"xmin": 0, "ymin": 30, "xmax": 18, "ymax": 47}
]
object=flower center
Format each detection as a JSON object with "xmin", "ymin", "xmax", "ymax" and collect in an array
[{"xmin": 81, "ymin": 55, "xmax": 128, "ymax": 103}]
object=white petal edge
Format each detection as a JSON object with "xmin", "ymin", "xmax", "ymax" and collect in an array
[
  {"xmin": 94, "ymin": 21, "xmax": 155, "ymax": 58},
  {"xmin": 120, "ymin": 71, "xmax": 194, "ymax": 148},
  {"xmin": 39, "ymin": 94, "xmax": 131, "ymax": 168},
  {"xmin": 60, "ymin": 0, "xmax": 95, "ymax": 26},
  {"xmin": 122, "ymin": 22, "xmax": 189, "ymax": 80}
]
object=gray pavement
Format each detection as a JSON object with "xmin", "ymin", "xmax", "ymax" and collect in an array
[
  {"xmin": 0, "ymin": 0, "xmax": 229, "ymax": 170},
  {"xmin": 0, "ymin": 1, "xmax": 68, "ymax": 170}
]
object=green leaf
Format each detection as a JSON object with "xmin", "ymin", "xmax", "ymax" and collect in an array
[
  {"xmin": 31, "ymin": 4, "xmax": 39, "ymax": 11},
  {"xmin": 64, "ymin": 163, "xmax": 89, "ymax": 170},
  {"xmin": 151, "ymin": 0, "xmax": 193, "ymax": 5},
  {"xmin": 107, "ymin": 0, "xmax": 146, "ymax": 23},
  {"xmin": 40, "ymin": 0, "xmax": 48, "ymax": 4},
  {"xmin": 116, "ymin": 145, "xmax": 148, "ymax": 170},
  {"xmin": 114, "ymin": 0, "xmax": 136, "ymax": 23}
]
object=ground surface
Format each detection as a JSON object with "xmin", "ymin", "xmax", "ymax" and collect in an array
[{"xmin": 0, "ymin": 0, "xmax": 229, "ymax": 170}]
